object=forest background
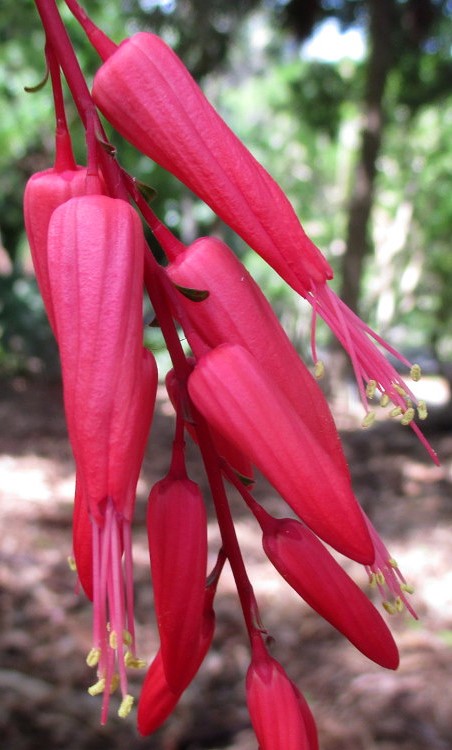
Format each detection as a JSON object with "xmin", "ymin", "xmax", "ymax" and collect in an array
[{"xmin": 1, "ymin": 0, "xmax": 452, "ymax": 380}]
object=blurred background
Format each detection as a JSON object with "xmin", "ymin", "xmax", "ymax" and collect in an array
[{"xmin": 1, "ymin": 1, "xmax": 452, "ymax": 748}]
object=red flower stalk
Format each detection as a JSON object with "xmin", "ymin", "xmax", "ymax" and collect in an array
[
  {"xmin": 246, "ymin": 635, "xmax": 318, "ymax": 750},
  {"xmin": 167, "ymin": 236, "xmax": 349, "ymax": 472},
  {"xmin": 188, "ymin": 343, "xmax": 373, "ymax": 564},
  {"xmin": 90, "ymin": 32, "xmax": 437, "ymax": 465},
  {"xmin": 47, "ymin": 194, "xmax": 157, "ymax": 720},
  {"xmin": 137, "ymin": 553, "xmax": 221, "ymax": 736},
  {"xmin": 23, "ymin": 166, "xmax": 98, "ymax": 333},
  {"xmin": 92, "ymin": 32, "xmax": 332, "ymax": 296},
  {"xmin": 165, "ymin": 365, "xmax": 254, "ymax": 482},
  {"xmin": 147, "ymin": 444, "xmax": 208, "ymax": 693},
  {"xmin": 251, "ymin": 504, "xmax": 399, "ymax": 669}
]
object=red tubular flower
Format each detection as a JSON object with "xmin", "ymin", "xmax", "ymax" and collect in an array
[
  {"xmin": 23, "ymin": 166, "xmax": 96, "ymax": 333},
  {"xmin": 92, "ymin": 32, "xmax": 332, "ymax": 295},
  {"xmin": 92, "ymin": 34, "xmax": 437, "ymax": 463},
  {"xmin": 165, "ymin": 365, "xmax": 254, "ymax": 482},
  {"xmin": 188, "ymin": 343, "xmax": 374, "ymax": 565},
  {"xmin": 147, "ymin": 465, "xmax": 208, "ymax": 693},
  {"xmin": 137, "ymin": 572, "xmax": 217, "ymax": 736},
  {"xmin": 167, "ymin": 237, "xmax": 348, "ymax": 472},
  {"xmin": 246, "ymin": 635, "xmax": 317, "ymax": 750},
  {"xmin": 47, "ymin": 194, "xmax": 157, "ymax": 720},
  {"xmin": 254, "ymin": 508, "xmax": 399, "ymax": 669}
]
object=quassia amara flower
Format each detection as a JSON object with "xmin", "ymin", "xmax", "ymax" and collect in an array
[
  {"xmin": 91, "ymin": 31, "xmax": 437, "ymax": 463},
  {"xmin": 47, "ymin": 193, "xmax": 157, "ymax": 721},
  {"xmin": 166, "ymin": 236, "xmax": 350, "ymax": 473},
  {"xmin": 147, "ymin": 446, "xmax": 208, "ymax": 693},
  {"xmin": 137, "ymin": 554, "xmax": 220, "ymax": 736},
  {"xmin": 246, "ymin": 634, "xmax": 318, "ymax": 750},
  {"xmin": 188, "ymin": 342, "xmax": 374, "ymax": 564},
  {"xmin": 250, "ymin": 503, "xmax": 399, "ymax": 669}
]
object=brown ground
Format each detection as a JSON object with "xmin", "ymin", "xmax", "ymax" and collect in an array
[{"xmin": 1, "ymin": 376, "xmax": 452, "ymax": 750}]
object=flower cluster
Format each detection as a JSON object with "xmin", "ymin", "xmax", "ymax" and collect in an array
[{"xmin": 24, "ymin": 1, "xmax": 432, "ymax": 746}]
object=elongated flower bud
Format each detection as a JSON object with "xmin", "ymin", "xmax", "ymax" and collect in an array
[
  {"xmin": 92, "ymin": 32, "xmax": 332, "ymax": 295},
  {"xmin": 167, "ymin": 237, "xmax": 347, "ymax": 472},
  {"xmin": 188, "ymin": 343, "xmax": 373, "ymax": 564},
  {"xmin": 147, "ymin": 471, "xmax": 208, "ymax": 692},
  {"xmin": 246, "ymin": 636, "xmax": 316, "ymax": 750},
  {"xmin": 23, "ymin": 166, "xmax": 96, "ymax": 333},
  {"xmin": 47, "ymin": 194, "xmax": 147, "ymax": 522},
  {"xmin": 257, "ymin": 511, "xmax": 399, "ymax": 669},
  {"xmin": 47, "ymin": 194, "xmax": 157, "ymax": 720},
  {"xmin": 137, "ymin": 580, "xmax": 216, "ymax": 735}
]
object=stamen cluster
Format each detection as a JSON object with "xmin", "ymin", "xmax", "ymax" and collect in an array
[{"xmin": 23, "ymin": 1, "xmax": 432, "ymax": 746}]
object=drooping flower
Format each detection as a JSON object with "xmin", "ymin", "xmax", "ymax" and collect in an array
[
  {"xmin": 137, "ymin": 557, "xmax": 219, "ymax": 736},
  {"xmin": 188, "ymin": 342, "xmax": 374, "ymax": 564},
  {"xmin": 91, "ymin": 33, "xmax": 437, "ymax": 461},
  {"xmin": 147, "ymin": 452, "xmax": 208, "ymax": 693},
  {"xmin": 47, "ymin": 193, "xmax": 158, "ymax": 720},
  {"xmin": 92, "ymin": 32, "xmax": 332, "ymax": 296},
  {"xmin": 166, "ymin": 236, "xmax": 349, "ymax": 472},
  {"xmin": 251, "ymin": 503, "xmax": 399, "ymax": 669},
  {"xmin": 246, "ymin": 634, "xmax": 318, "ymax": 750}
]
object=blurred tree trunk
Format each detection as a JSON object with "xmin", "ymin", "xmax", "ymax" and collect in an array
[{"xmin": 339, "ymin": 0, "xmax": 396, "ymax": 314}]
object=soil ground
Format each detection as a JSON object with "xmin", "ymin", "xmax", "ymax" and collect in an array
[{"xmin": 1, "ymin": 376, "xmax": 452, "ymax": 750}]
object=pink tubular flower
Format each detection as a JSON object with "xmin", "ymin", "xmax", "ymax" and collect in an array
[
  {"xmin": 188, "ymin": 343, "xmax": 374, "ymax": 565},
  {"xmin": 92, "ymin": 33, "xmax": 437, "ymax": 461},
  {"xmin": 137, "ymin": 569, "xmax": 217, "ymax": 736},
  {"xmin": 254, "ymin": 508, "xmax": 399, "ymax": 669},
  {"xmin": 167, "ymin": 237, "xmax": 349, "ymax": 472},
  {"xmin": 23, "ymin": 166, "xmax": 96, "ymax": 333},
  {"xmin": 47, "ymin": 194, "xmax": 157, "ymax": 720},
  {"xmin": 92, "ymin": 32, "xmax": 332, "ymax": 295},
  {"xmin": 246, "ymin": 635, "xmax": 318, "ymax": 750},
  {"xmin": 147, "ymin": 463, "xmax": 208, "ymax": 693}
]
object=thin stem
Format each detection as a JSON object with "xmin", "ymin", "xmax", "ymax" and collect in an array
[{"xmin": 45, "ymin": 41, "xmax": 76, "ymax": 171}]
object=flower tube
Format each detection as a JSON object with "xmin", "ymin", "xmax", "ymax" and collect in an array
[
  {"xmin": 47, "ymin": 194, "xmax": 157, "ymax": 720},
  {"xmin": 188, "ymin": 343, "xmax": 374, "ymax": 564}
]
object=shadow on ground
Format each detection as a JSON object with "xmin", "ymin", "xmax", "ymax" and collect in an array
[{"xmin": 1, "ymin": 377, "xmax": 452, "ymax": 750}]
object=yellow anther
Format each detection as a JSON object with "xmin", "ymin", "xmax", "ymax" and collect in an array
[
  {"xmin": 123, "ymin": 630, "xmax": 133, "ymax": 646},
  {"xmin": 362, "ymin": 411, "xmax": 376, "ymax": 428},
  {"xmin": 395, "ymin": 597, "xmax": 404, "ymax": 613},
  {"xmin": 86, "ymin": 647, "xmax": 101, "ymax": 667},
  {"xmin": 118, "ymin": 694, "xmax": 134, "ymax": 718},
  {"xmin": 376, "ymin": 571, "xmax": 385, "ymax": 586},
  {"xmin": 383, "ymin": 601, "xmax": 396, "ymax": 615},
  {"xmin": 393, "ymin": 383, "xmax": 408, "ymax": 398},
  {"xmin": 109, "ymin": 631, "xmax": 118, "ymax": 649},
  {"xmin": 410, "ymin": 363, "xmax": 422, "ymax": 382},
  {"xmin": 390, "ymin": 406, "xmax": 403, "ymax": 418},
  {"xmin": 417, "ymin": 400, "xmax": 428, "ymax": 420},
  {"xmin": 366, "ymin": 380, "xmax": 377, "ymax": 399},
  {"xmin": 388, "ymin": 558, "xmax": 399, "ymax": 569},
  {"xmin": 88, "ymin": 678, "xmax": 106, "ymax": 696},
  {"xmin": 401, "ymin": 407, "xmax": 415, "ymax": 426},
  {"xmin": 380, "ymin": 393, "xmax": 390, "ymax": 408},
  {"xmin": 67, "ymin": 555, "xmax": 77, "ymax": 572},
  {"xmin": 124, "ymin": 651, "xmax": 147, "ymax": 669},
  {"xmin": 314, "ymin": 360, "xmax": 325, "ymax": 379},
  {"xmin": 401, "ymin": 583, "xmax": 415, "ymax": 595},
  {"xmin": 368, "ymin": 572, "xmax": 377, "ymax": 587},
  {"xmin": 109, "ymin": 674, "xmax": 120, "ymax": 694}
]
